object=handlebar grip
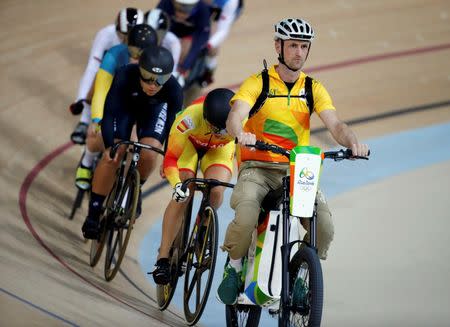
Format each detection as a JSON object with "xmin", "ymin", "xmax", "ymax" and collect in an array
[{"xmin": 345, "ymin": 148, "xmax": 371, "ymax": 159}]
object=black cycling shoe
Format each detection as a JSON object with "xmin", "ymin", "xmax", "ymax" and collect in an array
[
  {"xmin": 135, "ymin": 188, "xmax": 142, "ymax": 219},
  {"xmin": 70, "ymin": 122, "xmax": 88, "ymax": 145},
  {"xmin": 150, "ymin": 258, "xmax": 171, "ymax": 285},
  {"xmin": 82, "ymin": 216, "xmax": 100, "ymax": 240}
]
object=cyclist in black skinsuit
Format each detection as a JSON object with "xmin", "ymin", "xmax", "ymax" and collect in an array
[{"xmin": 82, "ymin": 45, "xmax": 183, "ymax": 239}]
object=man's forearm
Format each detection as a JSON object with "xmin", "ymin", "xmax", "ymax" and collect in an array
[
  {"xmin": 333, "ymin": 122, "xmax": 358, "ymax": 148},
  {"xmin": 226, "ymin": 110, "xmax": 244, "ymax": 138}
]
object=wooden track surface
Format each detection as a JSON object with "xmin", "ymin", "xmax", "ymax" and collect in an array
[{"xmin": 1, "ymin": 0, "xmax": 449, "ymax": 326}]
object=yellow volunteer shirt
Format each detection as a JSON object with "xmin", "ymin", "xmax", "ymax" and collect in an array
[{"xmin": 232, "ymin": 65, "xmax": 336, "ymax": 163}]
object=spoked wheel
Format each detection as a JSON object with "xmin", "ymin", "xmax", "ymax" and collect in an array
[
  {"xmin": 225, "ymin": 304, "xmax": 262, "ymax": 327},
  {"xmin": 183, "ymin": 206, "xmax": 218, "ymax": 325},
  {"xmin": 283, "ymin": 246, "xmax": 323, "ymax": 327},
  {"xmin": 157, "ymin": 199, "xmax": 192, "ymax": 310},
  {"xmin": 103, "ymin": 169, "xmax": 139, "ymax": 281},
  {"xmin": 69, "ymin": 188, "xmax": 85, "ymax": 220}
]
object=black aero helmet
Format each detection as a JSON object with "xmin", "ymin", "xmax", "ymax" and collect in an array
[
  {"xmin": 139, "ymin": 46, "xmax": 174, "ymax": 86},
  {"xmin": 203, "ymin": 88, "xmax": 235, "ymax": 130},
  {"xmin": 128, "ymin": 24, "xmax": 158, "ymax": 58}
]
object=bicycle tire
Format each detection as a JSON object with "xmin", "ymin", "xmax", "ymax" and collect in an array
[
  {"xmin": 88, "ymin": 175, "xmax": 119, "ymax": 267},
  {"xmin": 103, "ymin": 168, "xmax": 139, "ymax": 281},
  {"xmin": 69, "ymin": 188, "xmax": 85, "ymax": 220},
  {"xmin": 183, "ymin": 205, "xmax": 219, "ymax": 325},
  {"xmin": 282, "ymin": 246, "xmax": 323, "ymax": 327},
  {"xmin": 225, "ymin": 304, "xmax": 262, "ymax": 327},
  {"xmin": 157, "ymin": 198, "xmax": 193, "ymax": 310}
]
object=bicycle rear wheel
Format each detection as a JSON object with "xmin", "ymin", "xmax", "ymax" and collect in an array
[
  {"xmin": 225, "ymin": 304, "xmax": 262, "ymax": 327},
  {"xmin": 283, "ymin": 246, "xmax": 323, "ymax": 327},
  {"xmin": 103, "ymin": 169, "xmax": 139, "ymax": 281},
  {"xmin": 157, "ymin": 198, "xmax": 193, "ymax": 310}
]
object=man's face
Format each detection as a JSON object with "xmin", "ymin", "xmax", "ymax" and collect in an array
[{"xmin": 276, "ymin": 39, "xmax": 310, "ymax": 71}]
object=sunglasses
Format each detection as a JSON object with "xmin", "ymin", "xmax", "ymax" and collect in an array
[
  {"xmin": 139, "ymin": 67, "xmax": 171, "ymax": 87},
  {"xmin": 128, "ymin": 46, "xmax": 143, "ymax": 60},
  {"xmin": 173, "ymin": 1, "xmax": 196, "ymax": 13}
]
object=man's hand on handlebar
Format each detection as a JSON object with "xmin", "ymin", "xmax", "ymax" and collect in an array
[
  {"xmin": 236, "ymin": 132, "xmax": 257, "ymax": 147},
  {"xmin": 350, "ymin": 143, "xmax": 370, "ymax": 158}
]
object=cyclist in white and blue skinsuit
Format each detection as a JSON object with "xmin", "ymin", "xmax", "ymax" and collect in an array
[
  {"xmin": 69, "ymin": 8, "xmax": 145, "ymax": 145},
  {"xmin": 74, "ymin": 25, "xmax": 159, "ymax": 191},
  {"xmin": 200, "ymin": 0, "xmax": 243, "ymax": 86}
]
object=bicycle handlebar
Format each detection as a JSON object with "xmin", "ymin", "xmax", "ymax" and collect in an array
[
  {"xmin": 181, "ymin": 178, "xmax": 234, "ymax": 192},
  {"xmin": 247, "ymin": 140, "xmax": 370, "ymax": 161},
  {"xmin": 109, "ymin": 140, "xmax": 165, "ymax": 159}
]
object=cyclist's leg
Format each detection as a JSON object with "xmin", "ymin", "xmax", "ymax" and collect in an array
[
  {"xmin": 153, "ymin": 144, "xmax": 197, "ymax": 284},
  {"xmin": 76, "ymin": 124, "xmax": 104, "ymax": 189},
  {"xmin": 158, "ymin": 142, "xmax": 198, "ymax": 260},
  {"xmin": 82, "ymin": 100, "xmax": 134, "ymax": 239},
  {"xmin": 135, "ymin": 102, "xmax": 168, "ymax": 183},
  {"xmin": 200, "ymin": 142, "xmax": 234, "ymax": 208},
  {"xmin": 301, "ymin": 189, "xmax": 334, "ymax": 260},
  {"xmin": 134, "ymin": 102, "xmax": 169, "ymax": 218}
]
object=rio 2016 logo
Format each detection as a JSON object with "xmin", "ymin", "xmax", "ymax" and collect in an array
[{"xmin": 299, "ymin": 167, "xmax": 314, "ymax": 180}]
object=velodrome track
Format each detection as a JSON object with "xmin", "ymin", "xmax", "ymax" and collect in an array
[{"xmin": 1, "ymin": 1, "xmax": 450, "ymax": 326}]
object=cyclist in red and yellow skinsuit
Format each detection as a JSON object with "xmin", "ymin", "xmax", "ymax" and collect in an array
[{"xmin": 151, "ymin": 88, "xmax": 235, "ymax": 284}]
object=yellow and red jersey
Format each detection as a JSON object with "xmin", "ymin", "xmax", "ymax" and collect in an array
[
  {"xmin": 232, "ymin": 65, "xmax": 336, "ymax": 163},
  {"xmin": 163, "ymin": 101, "xmax": 235, "ymax": 187}
]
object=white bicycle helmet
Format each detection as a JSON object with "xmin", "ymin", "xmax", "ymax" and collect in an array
[{"xmin": 274, "ymin": 18, "xmax": 315, "ymax": 42}]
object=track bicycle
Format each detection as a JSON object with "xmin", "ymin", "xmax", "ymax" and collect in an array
[
  {"xmin": 89, "ymin": 140, "xmax": 164, "ymax": 281},
  {"xmin": 155, "ymin": 177, "xmax": 234, "ymax": 326},
  {"xmin": 225, "ymin": 141, "xmax": 369, "ymax": 327}
]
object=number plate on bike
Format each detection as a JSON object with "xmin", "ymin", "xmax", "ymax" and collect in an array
[{"xmin": 289, "ymin": 146, "xmax": 323, "ymax": 217}]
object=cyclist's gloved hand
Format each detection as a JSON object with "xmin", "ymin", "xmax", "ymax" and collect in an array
[
  {"xmin": 69, "ymin": 99, "xmax": 87, "ymax": 115},
  {"xmin": 172, "ymin": 182, "xmax": 189, "ymax": 202}
]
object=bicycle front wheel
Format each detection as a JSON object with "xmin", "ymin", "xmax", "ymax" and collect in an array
[
  {"xmin": 103, "ymin": 169, "xmax": 139, "ymax": 281},
  {"xmin": 225, "ymin": 304, "xmax": 262, "ymax": 327},
  {"xmin": 282, "ymin": 245, "xmax": 323, "ymax": 327},
  {"xmin": 183, "ymin": 205, "xmax": 219, "ymax": 325}
]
